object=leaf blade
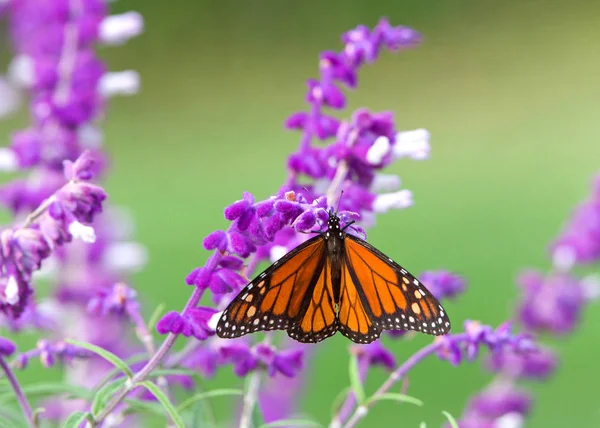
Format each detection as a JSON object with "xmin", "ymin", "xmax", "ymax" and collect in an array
[
  {"xmin": 442, "ymin": 410, "xmax": 459, "ymax": 428},
  {"xmin": 137, "ymin": 380, "xmax": 185, "ymax": 428},
  {"xmin": 62, "ymin": 411, "xmax": 91, "ymax": 428},
  {"xmin": 65, "ymin": 339, "xmax": 133, "ymax": 378},
  {"xmin": 365, "ymin": 392, "xmax": 424, "ymax": 407},
  {"xmin": 259, "ymin": 418, "xmax": 323, "ymax": 428},
  {"xmin": 177, "ymin": 388, "xmax": 243, "ymax": 413}
]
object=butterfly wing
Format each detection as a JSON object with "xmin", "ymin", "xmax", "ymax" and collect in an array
[
  {"xmin": 216, "ymin": 234, "xmax": 337, "ymax": 342},
  {"xmin": 286, "ymin": 256, "xmax": 339, "ymax": 343},
  {"xmin": 339, "ymin": 234, "xmax": 451, "ymax": 341},
  {"xmin": 337, "ymin": 260, "xmax": 382, "ymax": 343}
]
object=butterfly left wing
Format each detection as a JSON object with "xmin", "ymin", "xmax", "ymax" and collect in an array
[
  {"xmin": 216, "ymin": 234, "xmax": 336, "ymax": 341},
  {"xmin": 340, "ymin": 234, "xmax": 451, "ymax": 339}
]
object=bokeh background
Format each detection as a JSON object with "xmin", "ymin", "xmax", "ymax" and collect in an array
[{"xmin": 2, "ymin": 0, "xmax": 600, "ymax": 426}]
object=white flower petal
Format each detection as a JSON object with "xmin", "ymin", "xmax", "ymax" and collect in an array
[
  {"xmin": 366, "ymin": 136, "xmax": 391, "ymax": 165},
  {"xmin": 581, "ymin": 274, "xmax": 600, "ymax": 301},
  {"xmin": 208, "ymin": 311, "xmax": 223, "ymax": 331},
  {"xmin": 372, "ymin": 190, "xmax": 413, "ymax": 213},
  {"xmin": 99, "ymin": 70, "xmax": 140, "ymax": 97},
  {"xmin": 495, "ymin": 412, "xmax": 524, "ymax": 428},
  {"xmin": 270, "ymin": 245, "xmax": 288, "ymax": 263},
  {"xmin": 99, "ymin": 12, "xmax": 144, "ymax": 45},
  {"xmin": 8, "ymin": 55, "xmax": 35, "ymax": 88},
  {"xmin": 5, "ymin": 276, "xmax": 19, "ymax": 305},
  {"xmin": 68, "ymin": 221, "xmax": 97, "ymax": 243},
  {"xmin": 392, "ymin": 128, "xmax": 430, "ymax": 160},
  {"xmin": 104, "ymin": 242, "xmax": 148, "ymax": 272},
  {"xmin": 370, "ymin": 173, "xmax": 401, "ymax": 192},
  {"xmin": 0, "ymin": 148, "xmax": 19, "ymax": 172},
  {"xmin": 552, "ymin": 245, "xmax": 576, "ymax": 271},
  {"xmin": 0, "ymin": 76, "xmax": 21, "ymax": 117}
]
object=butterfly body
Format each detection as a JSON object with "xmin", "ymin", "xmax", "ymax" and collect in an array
[{"xmin": 216, "ymin": 211, "xmax": 451, "ymax": 344}]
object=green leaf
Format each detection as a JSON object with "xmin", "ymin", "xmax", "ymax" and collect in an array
[
  {"xmin": 137, "ymin": 380, "xmax": 185, "ymax": 428},
  {"xmin": 123, "ymin": 398, "xmax": 166, "ymax": 416},
  {"xmin": 147, "ymin": 368, "xmax": 204, "ymax": 380},
  {"xmin": 0, "ymin": 408, "xmax": 28, "ymax": 428},
  {"xmin": 177, "ymin": 389, "xmax": 243, "ymax": 413},
  {"xmin": 93, "ymin": 353, "xmax": 148, "ymax": 390},
  {"xmin": 147, "ymin": 303, "xmax": 166, "ymax": 331},
  {"xmin": 365, "ymin": 392, "xmax": 424, "ymax": 407},
  {"xmin": 0, "ymin": 383, "xmax": 92, "ymax": 404},
  {"xmin": 259, "ymin": 419, "xmax": 323, "ymax": 428},
  {"xmin": 348, "ymin": 354, "xmax": 365, "ymax": 405},
  {"xmin": 62, "ymin": 411, "xmax": 91, "ymax": 428},
  {"xmin": 419, "ymin": 422, "xmax": 427, "ymax": 428},
  {"xmin": 91, "ymin": 379, "xmax": 126, "ymax": 417},
  {"xmin": 442, "ymin": 410, "xmax": 459, "ymax": 428},
  {"xmin": 65, "ymin": 339, "xmax": 133, "ymax": 378}
]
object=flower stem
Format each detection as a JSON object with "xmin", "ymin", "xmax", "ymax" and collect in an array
[
  {"xmin": 239, "ymin": 370, "xmax": 262, "ymax": 428},
  {"xmin": 330, "ymin": 357, "xmax": 371, "ymax": 428},
  {"xmin": 91, "ymin": 287, "xmax": 205, "ymax": 426},
  {"xmin": 341, "ymin": 334, "xmax": 467, "ymax": 428},
  {"xmin": 0, "ymin": 355, "xmax": 34, "ymax": 427}
]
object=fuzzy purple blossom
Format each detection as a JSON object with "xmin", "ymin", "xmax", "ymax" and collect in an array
[
  {"xmin": 0, "ymin": 151, "xmax": 106, "ymax": 319},
  {"xmin": 13, "ymin": 340, "xmax": 91, "ymax": 369},
  {"xmin": 0, "ymin": 336, "xmax": 17, "ymax": 356},
  {"xmin": 436, "ymin": 321, "xmax": 535, "ymax": 366},
  {"xmin": 157, "ymin": 307, "xmax": 218, "ymax": 341},
  {"xmin": 419, "ymin": 270, "xmax": 466, "ymax": 300},
  {"xmin": 550, "ymin": 174, "xmax": 600, "ymax": 266},
  {"xmin": 220, "ymin": 342, "xmax": 304, "ymax": 378},
  {"xmin": 457, "ymin": 383, "xmax": 532, "ymax": 428},
  {"xmin": 516, "ymin": 270, "xmax": 588, "ymax": 335}
]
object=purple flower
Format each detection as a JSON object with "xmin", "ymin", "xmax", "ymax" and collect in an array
[
  {"xmin": 220, "ymin": 341, "xmax": 258, "ymax": 377},
  {"xmin": 0, "ymin": 336, "xmax": 17, "ymax": 356},
  {"xmin": 351, "ymin": 341, "xmax": 396, "ymax": 370},
  {"xmin": 87, "ymin": 282, "xmax": 139, "ymax": 317},
  {"xmin": 517, "ymin": 270, "xmax": 587, "ymax": 335},
  {"xmin": 156, "ymin": 307, "xmax": 217, "ymax": 341},
  {"xmin": 14, "ymin": 340, "xmax": 91, "ymax": 369},
  {"xmin": 550, "ymin": 174, "xmax": 600, "ymax": 266},
  {"xmin": 437, "ymin": 321, "xmax": 535, "ymax": 366},
  {"xmin": 486, "ymin": 346, "xmax": 558, "ymax": 380},
  {"xmin": 419, "ymin": 271, "xmax": 466, "ymax": 300},
  {"xmin": 255, "ymin": 344, "xmax": 304, "ymax": 378},
  {"xmin": 460, "ymin": 383, "xmax": 532, "ymax": 424},
  {"xmin": 220, "ymin": 342, "xmax": 304, "ymax": 378}
]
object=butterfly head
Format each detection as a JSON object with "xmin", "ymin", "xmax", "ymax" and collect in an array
[{"xmin": 327, "ymin": 210, "xmax": 341, "ymax": 230}]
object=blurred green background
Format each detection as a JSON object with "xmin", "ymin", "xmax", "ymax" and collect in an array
[{"xmin": 3, "ymin": 0, "xmax": 600, "ymax": 426}]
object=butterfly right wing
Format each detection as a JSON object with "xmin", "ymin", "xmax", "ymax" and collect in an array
[
  {"xmin": 342, "ymin": 234, "xmax": 451, "ymax": 336},
  {"xmin": 216, "ymin": 234, "xmax": 331, "ymax": 340}
]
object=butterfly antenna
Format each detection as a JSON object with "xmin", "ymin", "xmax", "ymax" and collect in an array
[
  {"xmin": 335, "ymin": 190, "xmax": 344, "ymax": 215},
  {"xmin": 302, "ymin": 186, "xmax": 315, "ymax": 202}
]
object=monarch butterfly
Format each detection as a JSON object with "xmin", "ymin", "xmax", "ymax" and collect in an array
[{"xmin": 216, "ymin": 210, "xmax": 451, "ymax": 344}]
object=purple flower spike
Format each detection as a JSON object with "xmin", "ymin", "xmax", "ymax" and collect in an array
[
  {"xmin": 0, "ymin": 337, "xmax": 17, "ymax": 356},
  {"xmin": 464, "ymin": 383, "xmax": 532, "ymax": 422},
  {"xmin": 87, "ymin": 283, "xmax": 139, "ymax": 317},
  {"xmin": 255, "ymin": 344, "xmax": 304, "ymax": 378},
  {"xmin": 351, "ymin": 341, "xmax": 396, "ymax": 370},
  {"xmin": 550, "ymin": 174, "xmax": 600, "ymax": 266},
  {"xmin": 156, "ymin": 307, "xmax": 217, "ymax": 341},
  {"xmin": 517, "ymin": 270, "xmax": 586, "ymax": 335},
  {"xmin": 419, "ymin": 271, "xmax": 466, "ymax": 300},
  {"xmin": 220, "ymin": 342, "xmax": 258, "ymax": 377},
  {"xmin": 486, "ymin": 346, "xmax": 558, "ymax": 380},
  {"xmin": 63, "ymin": 150, "xmax": 99, "ymax": 181}
]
